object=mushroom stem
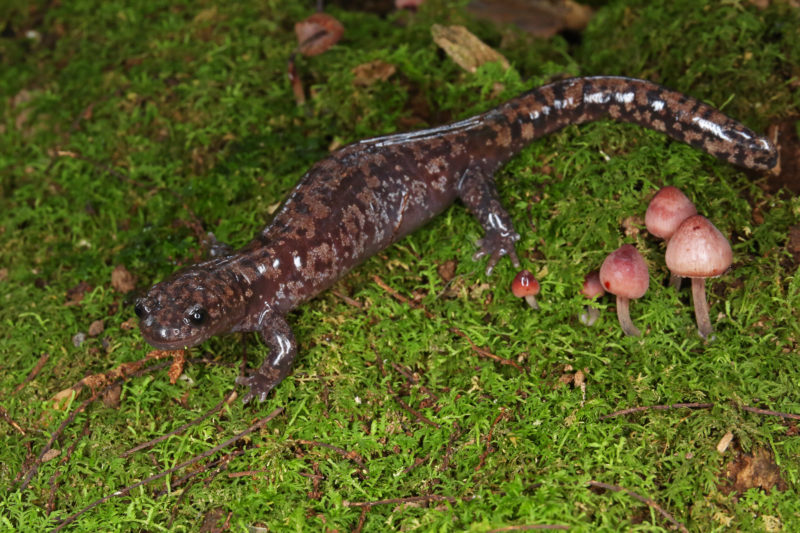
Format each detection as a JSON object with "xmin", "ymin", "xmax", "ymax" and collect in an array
[
  {"xmin": 668, "ymin": 273, "xmax": 682, "ymax": 291},
  {"xmin": 691, "ymin": 277, "xmax": 712, "ymax": 339},
  {"xmin": 524, "ymin": 295, "xmax": 539, "ymax": 309},
  {"xmin": 580, "ymin": 306, "xmax": 600, "ymax": 326},
  {"xmin": 615, "ymin": 296, "xmax": 641, "ymax": 337}
]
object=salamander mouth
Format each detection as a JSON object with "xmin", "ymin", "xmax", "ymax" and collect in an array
[{"xmin": 138, "ymin": 322, "xmax": 207, "ymax": 351}]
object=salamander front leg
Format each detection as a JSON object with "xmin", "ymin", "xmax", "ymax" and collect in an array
[
  {"xmin": 235, "ymin": 313, "xmax": 298, "ymax": 404},
  {"xmin": 457, "ymin": 168, "xmax": 521, "ymax": 275}
]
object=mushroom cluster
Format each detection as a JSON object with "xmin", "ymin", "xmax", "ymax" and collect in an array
[{"xmin": 507, "ymin": 185, "xmax": 733, "ymax": 340}]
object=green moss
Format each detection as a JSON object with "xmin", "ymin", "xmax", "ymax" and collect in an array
[{"xmin": 1, "ymin": 0, "xmax": 798, "ymax": 531}]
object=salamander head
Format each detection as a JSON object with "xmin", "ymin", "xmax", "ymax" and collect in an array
[{"xmin": 135, "ymin": 267, "xmax": 247, "ymax": 350}]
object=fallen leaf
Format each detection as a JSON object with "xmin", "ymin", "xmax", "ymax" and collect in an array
[
  {"xmin": 88, "ymin": 320, "xmax": 104, "ymax": 337},
  {"xmin": 42, "ymin": 449, "xmax": 61, "ymax": 462},
  {"xmin": 111, "ymin": 264, "xmax": 136, "ymax": 293},
  {"xmin": 65, "ymin": 281, "xmax": 93, "ymax": 306},
  {"xmin": 431, "ymin": 24, "xmax": 509, "ymax": 73},
  {"xmin": 168, "ymin": 350, "xmax": 187, "ymax": 385},
  {"xmin": 716, "ymin": 430, "xmax": 734, "ymax": 453},
  {"xmin": 437, "ymin": 259, "xmax": 457, "ymax": 283},
  {"xmin": 352, "ymin": 60, "xmax": 396, "ymax": 86},
  {"xmin": 720, "ymin": 447, "xmax": 788, "ymax": 496},
  {"xmin": 468, "ymin": 0, "xmax": 592, "ymax": 39},
  {"xmin": 621, "ymin": 215, "xmax": 642, "ymax": 238}
]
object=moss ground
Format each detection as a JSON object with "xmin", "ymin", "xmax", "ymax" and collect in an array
[{"xmin": 1, "ymin": 0, "xmax": 799, "ymax": 531}]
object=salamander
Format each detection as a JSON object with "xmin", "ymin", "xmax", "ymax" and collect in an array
[{"xmin": 135, "ymin": 76, "xmax": 778, "ymax": 403}]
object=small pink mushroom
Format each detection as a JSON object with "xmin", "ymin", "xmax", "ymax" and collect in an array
[
  {"xmin": 579, "ymin": 270, "xmax": 605, "ymax": 326},
  {"xmin": 511, "ymin": 270, "xmax": 540, "ymax": 309},
  {"xmin": 289, "ymin": 13, "xmax": 345, "ymax": 105},
  {"xmin": 599, "ymin": 245, "xmax": 649, "ymax": 337},
  {"xmin": 645, "ymin": 186, "xmax": 697, "ymax": 289},
  {"xmin": 665, "ymin": 215, "xmax": 732, "ymax": 339}
]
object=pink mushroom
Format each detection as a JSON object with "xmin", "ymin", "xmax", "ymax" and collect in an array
[
  {"xmin": 511, "ymin": 270, "xmax": 540, "ymax": 309},
  {"xmin": 579, "ymin": 270, "xmax": 605, "ymax": 326},
  {"xmin": 645, "ymin": 186, "xmax": 697, "ymax": 289},
  {"xmin": 665, "ymin": 215, "xmax": 732, "ymax": 339},
  {"xmin": 599, "ymin": 245, "xmax": 649, "ymax": 337}
]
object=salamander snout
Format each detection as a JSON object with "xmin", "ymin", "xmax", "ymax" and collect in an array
[{"xmin": 134, "ymin": 273, "xmax": 241, "ymax": 350}]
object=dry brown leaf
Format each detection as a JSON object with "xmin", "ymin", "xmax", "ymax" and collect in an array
[
  {"xmin": 42, "ymin": 449, "xmax": 61, "ymax": 462},
  {"xmin": 88, "ymin": 319, "xmax": 104, "ymax": 337},
  {"xmin": 468, "ymin": 0, "xmax": 592, "ymax": 39},
  {"xmin": 721, "ymin": 447, "xmax": 788, "ymax": 495},
  {"xmin": 168, "ymin": 349, "xmax": 187, "ymax": 384},
  {"xmin": 621, "ymin": 215, "xmax": 642, "ymax": 238},
  {"xmin": 111, "ymin": 264, "xmax": 136, "ymax": 292},
  {"xmin": 437, "ymin": 259, "xmax": 457, "ymax": 283},
  {"xmin": 716, "ymin": 430, "xmax": 734, "ymax": 453},
  {"xmin": 431, "ymin": 24, "xmax": 509, "ymax": 73},
  {"xmin": 65, "ymin": 281, "xmax": 93, "ymax": 306},
  {"xmin": 352, "ymin": 60, "xmax": 396, "ymax": 86}
]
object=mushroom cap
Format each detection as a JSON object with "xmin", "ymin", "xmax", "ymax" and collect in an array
[
  {"xmin": 645, "ymin": 186, "xmax": 697, "ymax": 240},
  {"xmin": 581, "ymin": 270, "xmax": 605, "ymax": 299},
  {"xmin": 665, "ymin": 215, "xmax": 732, "ymax": 278},
  {"xmin": 511, "ymin": 269, "xmax": 540, "ymax": 298},
  {"xmin": 295, "ymin": 13, "xmax": 344, "ymax": 57},
  {"xmin": 599, "ymin": 244, "xmax": 649, "ymax": 299}
]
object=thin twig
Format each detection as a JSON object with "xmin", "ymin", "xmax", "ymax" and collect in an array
[
  {"xmin": 600, "ymin": 402, "xmax": 800, "ymax": 422},
  {"xmin": 343, "ymin": 493, "xmax": 473, "ymax": 508},
  {"xmin": 352, "ymin": 506, "xmax": 369, "ymax": 533},
  {"xmin": 401, "ymin": 456, "xmax": 429, "ymax": 475},
  {"xmin": 331, "ymin": 289, "xmax": 363, "ymax": 308},
  {"xmin": 371, "ymin": 274, "xmax": 434, "ymax": 319},
  {"xmin": 475, "ymin": 409, "xmax": 507, "ymax": 473},
  {"xmin": 121, "ymin": 389, "xmax": 236, "ymax": 457},
  {"xmin": 46, "ymin": 419, "xmax": 92, "ymax": 514},
  {"xmin": 154, "ymin": 449, "xmax": 249, "ymax": 498},
  {"xmin": 167, "ymin": 474, "xmax": 196, "ymax": 529},
  {"xmin": 372, "ymin": 274, "xmax": 523, "ymax": 372},
  {"xmin": 741, "ymin": 405, "xmax": 800, "ymax": 421},
  {"xmin": 599, "ymin": 403, "xmax": 713, "ymax": 420},
  {"xmin": 14, "ymin": 352, "xmax": 51, "ymax": 393},
  {"xmin": 0, "ymin": 405, "xmax": 26, "ymax": 435},
  {"xmin": 488, "ymin": 526, "xmax": 570, "ymax": 532},
  {"xmin": 51, "ymin": 407, "xmax": 283, "ymax": 532},
  {"xmin": 19, "ymin": 360, "xmax": 173, "ymax": 491},
  {"xmin": 449, "ymin": 327, "xmax": 524, "ymax": 372},
  {"xmin": 228, "ymin": 468, "xmax": 271, "ymax": 479},
  {"xmin": 295, "ymin": 439, "xmax": 366, "ymax": 468},
  {"xmin": 374, "ymin": 350, "xmax": 440, "ymax": 429},
  {"xmin": 390, "ymin": 362, "xmax": 439, "ymax": 401},
  {"xmin": 438, "ymin": 421, "xmax": 464, "ymax": 472},
  {"xmin": 587, "ymin": 480, "xmax": 688, "ymax": 533}
]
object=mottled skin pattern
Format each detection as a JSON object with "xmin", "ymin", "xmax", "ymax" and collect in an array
[{"xmin": 135, "ymin": 76, "xmax": 778, "ymax": 403}]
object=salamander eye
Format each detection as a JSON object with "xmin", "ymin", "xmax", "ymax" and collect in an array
[
  {"xmin": 134, "ymin": 301, "xmax": 146, "ymax": 318},
  {"xmin": 188, "ymin": 307, "xmax": 208, "ymax": 326}
]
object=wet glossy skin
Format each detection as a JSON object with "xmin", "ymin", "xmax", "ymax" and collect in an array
[{"xmin": 135, "ymin": 76, "xmax": 778, "ymax": 403}]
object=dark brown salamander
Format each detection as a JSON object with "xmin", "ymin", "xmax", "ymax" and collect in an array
[{"xmin": 135, "ymin": 76, "xmax": 777, "ymax": 403}]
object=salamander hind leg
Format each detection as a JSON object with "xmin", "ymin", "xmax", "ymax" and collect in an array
[
  {"xmin": 235, "ymin": 313, "xmax": 298, "ymax": 404},
  {"xmin": 456, "ymin": 168, "xmax": 521, "ymax": 275}
]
